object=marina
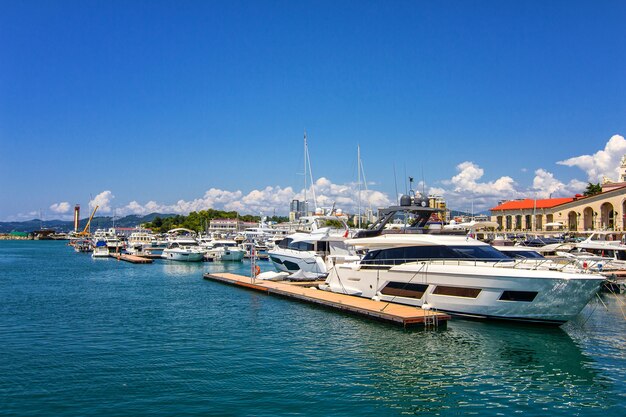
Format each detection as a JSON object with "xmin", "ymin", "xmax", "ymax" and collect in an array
[{"xmin": 2, "ymin": 3, "xmax": 626, "ymax": 415}]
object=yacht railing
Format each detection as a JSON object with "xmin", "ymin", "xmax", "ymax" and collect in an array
[{"xmin": 358, "ymin": 257, "xmax": 601, "ymax": 274}]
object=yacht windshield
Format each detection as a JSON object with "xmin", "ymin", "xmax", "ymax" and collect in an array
[
  {"xmin": 500, "ymin": 250, "xmax": 544, "ymax": 259},
  {"xmin": 362, "ymin": 244, "xmax": 510, "ymax": 265}
]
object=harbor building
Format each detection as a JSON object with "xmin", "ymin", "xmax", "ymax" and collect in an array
[
  {"xmin": 209, "ymin": 219, "xmax": 241, "ymax": 234},
  {"xmin": 289, "ymin": 199, "xmax": 308, "ymax": 221},
  {"xmin": 491, "ymin": 157, "xmax": 626, "ymax": 232},
  {"xmin": 429, "ymin": 194, "xmax": 447, "ymax": 222}
]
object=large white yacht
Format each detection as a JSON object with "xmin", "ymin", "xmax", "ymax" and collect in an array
[
  {"xmin": 268, "ymin": 214, "xmax": 358, "ymax": 279},
  {"xmin": 161, "ymin": 228, "xmax": 204, "ymax": 262},
  {"xmin": 321, "ymin": 195, "xmax": 604, "ymax": 325}
]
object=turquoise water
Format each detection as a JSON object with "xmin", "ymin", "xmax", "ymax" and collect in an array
[{"xmin": 0, "ymin": 240, "xmax": 624, "ymax": 416}]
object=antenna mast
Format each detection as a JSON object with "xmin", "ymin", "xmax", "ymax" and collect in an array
[
  {"xmin": 304, "ymin": 131, "xmax": 318, "ymax": 212},
  {"xmin": 393, "ymin": 164, "xmax": 399, "ymax": 204},
  {"xmin": 303, "ymin": 130, "xmax": 307, "ymax": 216}
]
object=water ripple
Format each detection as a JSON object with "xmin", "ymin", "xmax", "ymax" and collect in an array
[{"xmin": 0, "ymin": 241, "xmax": 624, "ymax": 416}]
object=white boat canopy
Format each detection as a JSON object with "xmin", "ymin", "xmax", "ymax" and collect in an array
[
  {"xmin": 168, "ymin": 228, "xmax": 196, "ymax": 234},
  {"xmin": 544, "ymin": 222, "xmax": 564, "ymax": 227}
]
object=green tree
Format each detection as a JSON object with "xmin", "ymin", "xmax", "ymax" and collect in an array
[{"xmin": 583, "ymin": 182, "xmax": 602, "ymax": 196}]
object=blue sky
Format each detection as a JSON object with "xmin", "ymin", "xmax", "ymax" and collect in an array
[{"xmin": 1, "ymin": 0, "xmax": 625, "ymax": 221}]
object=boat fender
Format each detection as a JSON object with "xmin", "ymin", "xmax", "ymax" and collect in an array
[{"xmin": 254, "ymin": 265, "xmax": 261, "ymax": 276}]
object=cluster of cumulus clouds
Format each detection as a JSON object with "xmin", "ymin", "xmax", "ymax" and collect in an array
[{"xmin": 47, "ymin": 134, "xmax": 626, "ymax": 220}]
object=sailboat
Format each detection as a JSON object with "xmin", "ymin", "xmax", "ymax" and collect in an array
[{"xmin": 267, "ymin": 132, "xmax": 357, "ymax": 279}]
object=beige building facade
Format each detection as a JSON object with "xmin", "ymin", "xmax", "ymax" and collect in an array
[
  {"xmin": 491, "ymin": 185, "xmax": 626, "ymax": 233},
  {"xmin": 491, "ymin": 155, "xmax": 626, "ymax": 232}
]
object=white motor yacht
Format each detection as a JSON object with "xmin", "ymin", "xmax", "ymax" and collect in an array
[
  {"xmin": 268, "ymin": 215, "xmax": 358, "ymax": 279},
  {"xmin": 321, "ymin": 196, "xmax": 604, "ymax": 325},
  {"xmin": 574, "ymin": 231, "xmax": 626, "ymax": 268},
  {"xmin": 162, "ymin": 228, "xmax": 204, "ymax": 262},
  {"xmin": 91, "ymin": 240, "xmax": 110, "ymax": 258},
  {"xmin": 204, "ymin": 239, "xmax": 245, "ymax": 261},
  {"xmin": 92, "ymin": 228, "xmax": 124, "ymax": 254}
]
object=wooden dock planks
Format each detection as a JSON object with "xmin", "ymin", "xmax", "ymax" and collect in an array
[
  {"xmin": 110, "ymin": 253, "xmax": 153, "ymax": 264},
  {"xmin": 203, "ymin": 272, "xmax": 450, "ymax": 328}
]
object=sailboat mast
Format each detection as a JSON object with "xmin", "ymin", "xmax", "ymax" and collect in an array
[
  {"xmin": 304, "ymin": 130, "xmax": 307, "ymax": 216},
  {"xmin": 357, "ymin": 144, "xmax": 361, "ymax": 229}
]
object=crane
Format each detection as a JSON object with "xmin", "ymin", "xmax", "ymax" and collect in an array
[{"xmin": 77, "ymin": 205, "xmax": 99, "ymax": 236}]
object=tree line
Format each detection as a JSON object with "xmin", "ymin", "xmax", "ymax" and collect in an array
[{"xmin": 143, "ymin": 209, "xmax": 288, "ymax": 233}]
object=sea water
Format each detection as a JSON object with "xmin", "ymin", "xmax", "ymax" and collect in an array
[{"xmin": 0, "ymin": 240, "xmax": 624, "ymax": 416}]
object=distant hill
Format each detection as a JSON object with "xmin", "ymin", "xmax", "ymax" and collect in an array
[{"xmin": 0, "ymin": 213, "xmax": 176, "ymax": 233}]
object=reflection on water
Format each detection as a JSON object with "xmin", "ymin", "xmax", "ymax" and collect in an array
[
  {"xmin": 160, "ymin": 260, "xmax": 206, "ymax": 276},
  {"xmin": 322, "ymin": 314, "xmax": 617, "ymax": 416},
  {"xmin": 160, "ymin": 258, "xmax": 273, "ymax": 277}
]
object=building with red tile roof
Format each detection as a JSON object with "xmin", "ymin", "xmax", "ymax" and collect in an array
[{"xmin": 489, "ymin": 186, "xmax": 626, "ymax": 232}]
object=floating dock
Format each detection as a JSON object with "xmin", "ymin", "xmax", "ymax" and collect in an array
[
  {"xmin": 110, "ymin": 253, "xmax": 153, "ymax": 264},
  {"xmin": 203, "ymin": 273, "xmax": 450, "ymax": 328}
]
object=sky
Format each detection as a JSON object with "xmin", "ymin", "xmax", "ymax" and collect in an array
[{"xmin": 1, "ymin": 0, "xmax": 625, "ymax": 221}]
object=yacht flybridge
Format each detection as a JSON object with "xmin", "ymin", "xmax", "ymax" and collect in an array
[{"xmin": 321, "ymin": 195, "xmax": 604, "ymax": 325}]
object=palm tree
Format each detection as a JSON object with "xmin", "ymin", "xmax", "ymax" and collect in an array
[{"xmin": 583, "ymin": 182, "xmax": 602, "ymax": 196}]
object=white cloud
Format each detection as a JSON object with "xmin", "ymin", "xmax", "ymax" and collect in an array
[
  {"xmin": 449, "ymin": 161, "xmax": 518, "ymax": 195},
  {"xmin": 114, "ymin": 179, "xmax": 393, "ymax": 218},
  {"xmin": 28, "ymin": 135, "xmax": 625, "ymax": 222},
  {"xmin": 530, "ymin": 169, "xmax": 586, "ymax": 199},
  {"xmin": 557, "ymin": 134, "xmax": 626, "ymax": 182},
  {"xmin": 292, "ymin": 177, "xmax": 393, "ymax": 214},
  {"xmin": 434, "ymin": 162, "xmax": 528, "ymax": 212},
  {"xmin": 90, "ymin": 191, "xmax": 114, "ymax": 214},
  {"xmin": 49, "ymin": 202, "xmax": 71, "ymax": 214}
]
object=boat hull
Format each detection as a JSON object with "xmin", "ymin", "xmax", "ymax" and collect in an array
[
  {"xmin": 219, "ymin": 250, "xmax": 245, "ymax": 261},
  {"xmin": 162, "ymin": 249, "xmax": 204, "ymax": 262},
  {"xmin": 324, "ymin": 262, "xmax": 603, "ymax": 324},
  {"xmin": 268, "ymin": 249, "xmax": 327, "ymax": 277}
]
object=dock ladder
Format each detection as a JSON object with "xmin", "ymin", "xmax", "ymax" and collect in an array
[{"xmin": 421, "ymin": 303, "xmax": 440, "ymax": 330}]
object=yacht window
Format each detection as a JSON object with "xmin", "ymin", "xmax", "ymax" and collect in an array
[
  {"xmin": 501, "ymin": 250, "xmax": 544, "ymax": 259},
  {"xmin": 381, "ymin": 282, "xmax": 428, "ymax": 299},
  {"xmin": 450, "ymin": 246, "xmax": 509, "ymax": 260},
  {"xmin": 278, "ymin": 238, "xmax": 292, "ymax": 249},
  {"xmin": 288, "ymin": 241, "xmax": 314, "ymax": 251},
  {"xmin": 616, "ymin": 251, "xmax": 626, "ymax": 261},
  {"xmin": 499, "ymin": 291, "xmax": 537, "ymax": 302},
  {"xmin": 433, "ymin": 286, "xmax": 481, "ymax": 298},
  {"xmin": 317, "ymin": 241, "xmax": 329, "ymax": 253},
  {"xmin": 361, "ymin": 245, "xmax": 509, "ymax": 265}
]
